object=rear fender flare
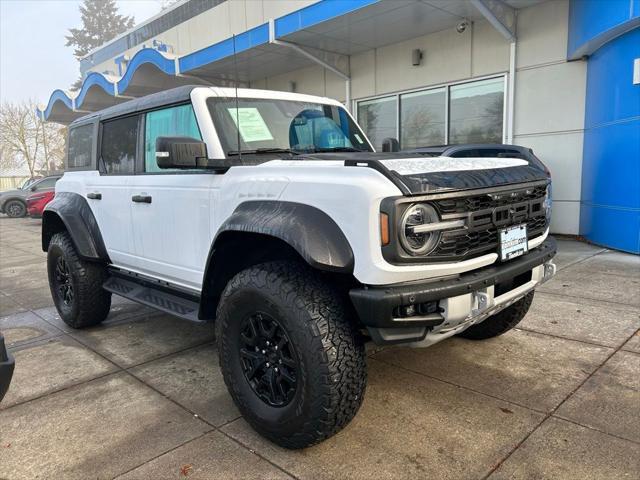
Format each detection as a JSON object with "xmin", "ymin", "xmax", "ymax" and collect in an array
[{"xmin": 42, "ymin": 192, "xmax": 109, "ymax": 262}]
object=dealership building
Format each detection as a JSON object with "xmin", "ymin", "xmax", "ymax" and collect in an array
[{"xmin": 38, "ymin": 0, "xmax": 639, "ymax": 253}]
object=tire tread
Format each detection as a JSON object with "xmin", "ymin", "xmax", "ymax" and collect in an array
[
  {"xmin": 216, "ymin": 261, "xmax": 366, "ymax": 449},
  {"xmin": 48, "ymin": 232, "xmax": 111, "ymax": 328}
]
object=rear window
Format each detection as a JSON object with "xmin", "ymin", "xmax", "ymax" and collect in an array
[{"xmin": 67, "ymin": 124, "xmax": 93, "ymax": 169}]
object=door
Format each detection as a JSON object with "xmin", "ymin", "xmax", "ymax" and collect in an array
[
  {"xmin": 84, "ymin": 115, "xmax": 139, "ymax": 270},
  {"xmin": 128, "ymin": 104, "xmax": 216, "ymax": 290}
]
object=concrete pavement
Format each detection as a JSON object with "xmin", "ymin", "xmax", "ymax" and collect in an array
[{"xmin": 0, "ymin": 217, "xmax": 638, "ymax": 479}]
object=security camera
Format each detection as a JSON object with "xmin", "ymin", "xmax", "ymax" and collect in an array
[{"xmin": 456, "ymin": 20, "xmax": 469, "ymax": 33}]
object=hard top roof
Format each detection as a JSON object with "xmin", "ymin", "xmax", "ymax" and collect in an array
[
  {"xmin": 69, "ymin": 85, "xmax": 199, "ymax": 127},
  {"xmin": 68, "ymin": 85, "xmax": 345, "ymax": 128}
]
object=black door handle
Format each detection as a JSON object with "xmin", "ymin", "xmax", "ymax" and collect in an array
[
  {"xmin": 87, "ymin": 192, "xmax": 102, "ymax": 200},
  {"xmin": 132, "ymin": 194, "xmax": 152, "ymax": 204}
]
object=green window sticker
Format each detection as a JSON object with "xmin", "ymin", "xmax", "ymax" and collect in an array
[{"xmin": 227, "ymin": 107, "xmax": 274, "ymax": 142}]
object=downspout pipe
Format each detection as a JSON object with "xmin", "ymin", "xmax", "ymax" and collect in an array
[{"xmin": 507, "ymin": 40, "xmax": 516, "ymax": 144}]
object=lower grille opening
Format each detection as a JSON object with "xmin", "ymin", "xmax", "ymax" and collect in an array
[{"xmin": 494, "ymin": 270, "xmax": 532, "ymax": 297}]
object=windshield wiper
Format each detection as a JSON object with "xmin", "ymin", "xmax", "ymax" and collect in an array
[
  {"xmin": 227, "ymin": 147, "xmax": 298, "ymax": 156},
  {"xmin": 310, "ymin": 147, "xmax": 367, "ymax": 153}
]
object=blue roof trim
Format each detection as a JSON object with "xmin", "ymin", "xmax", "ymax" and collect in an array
[
  {"xmin": 74, "ymin": 72, "xmax": 116, "ymax": 108},
  {"xmin": 117, "ymin": 48, "xmax": 176, "ymax": 94},
  {"xmin": 179, "ymin": 23, "xmax": 270, "ymax": 73},
  {"xmin": 39, "ymin": 0, "xmax": 381, "ymax": 121},
  {"xmin": 275, "ymin": 0, "xmax": 379, "ymax": 37},
  {"xmin": 42, "ymin": 89, "xmax": 74, "ymax": 119}
]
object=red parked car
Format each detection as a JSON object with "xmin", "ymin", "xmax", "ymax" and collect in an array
[{"xmin": 26, "ymin": 190, "xmax": 55, "ymax": 218}]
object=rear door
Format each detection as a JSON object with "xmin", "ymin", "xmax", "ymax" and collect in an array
[
  {"xmin": 84, "ymin": 115, "xmax": 139, "ymax": 270},
  {"xmin": 128, "ymin": 103, "xmax": 216, "ymax": 290}
]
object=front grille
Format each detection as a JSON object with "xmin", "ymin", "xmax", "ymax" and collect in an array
[
  {"xmin": 434, "ymin": 185, "xmax": 547, "ymax": 215},
  {"xmin": 429, "ymin": 184, "xmax": 548, "ymax": 261}
]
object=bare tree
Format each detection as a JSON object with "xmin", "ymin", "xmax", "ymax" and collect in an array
[{"xmin": 0, "ymin": 100, "xmax": 66, "ymax": 177}]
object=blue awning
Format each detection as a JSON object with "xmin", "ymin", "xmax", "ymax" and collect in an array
[{"xmin": 39, "ymin": 0, "xmax": 538, "ymax": 124}]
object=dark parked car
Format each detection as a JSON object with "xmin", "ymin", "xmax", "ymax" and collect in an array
[
  {"xmin": 407, "ymin": 143, "xmax": 540, "ymax": 161},
  {"xmin": 0, "ymin": 334, "xmax": 14, "ymax": 403},
  {"xmin": 0, "ymin": 175, "xmax": 61, "ymax": 218}
]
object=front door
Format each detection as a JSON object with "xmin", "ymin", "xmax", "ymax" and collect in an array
[
  {"xmin": 128, "ymin": 104, "xmax": 216, "ymax": 291},
  {"xmin": 84, "ymin": 115, "xmax": 139, "ymax": 270}
]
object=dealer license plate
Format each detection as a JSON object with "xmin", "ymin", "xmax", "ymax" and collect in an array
[{"xmin": 499, "ymin": 224, "xmax": 528, "ymax": 261}]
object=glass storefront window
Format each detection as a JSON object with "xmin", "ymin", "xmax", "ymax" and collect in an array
[
  {"xmin": 356, "ymin": 76, "xmax": 505, "ymax": 150},
  {"xmin": 400, "ymin": 88, "xmax": 446, "ymax": 149},
  {"xmin": 357, "ymin": 96, "xmax": 397, "ymax": 150},
  {"xmin": 449, "ymin": 77, "xmax": 504, "ymax": 144}
]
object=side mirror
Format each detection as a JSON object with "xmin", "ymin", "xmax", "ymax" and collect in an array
[
  {"xmin": 381, "ymin": 137, "xmax": 400, "ymax": 153},
  {"xmin": 155, "ymin": 136, "xmax": 207, "ymax": 169},
  {"xmin": 30, "ymin": 186, "xmax": 37, "ymax": 192}
]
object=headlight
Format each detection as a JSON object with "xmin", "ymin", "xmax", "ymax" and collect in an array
[
  {"xmin": 399, "ymin": 203, "xmax": 440, "ymax": 255},
  {"xmin": 544, "ymin": 184, "xmax": 552, "ymax": 223}
]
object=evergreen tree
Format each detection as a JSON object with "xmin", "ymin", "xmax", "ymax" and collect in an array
[{"xmin": 66, "ymin": 0, "xmax": 135, "ymax": 60}]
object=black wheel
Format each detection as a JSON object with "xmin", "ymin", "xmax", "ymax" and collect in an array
[
  {"xmin": 47, "ymin": 232, "xmax": 111, "ymax": 328},
  {"xmin": 216, "ymin": 261, "xmax": 366, "ymax": 449},
  {"xmin": 4, "ymin": 200, "xmax": 26, "ymax": 218},
  {"xmin": 457, "ymin": 291, "xmax": 534, "ymax": 340}
]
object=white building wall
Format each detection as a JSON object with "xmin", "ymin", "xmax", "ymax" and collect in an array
[
  {"xmin": 253, "ymin": 0, "xmax": 585, "ymax": 235},
  {"xmin": 89, "ymin": 0, "xmax": 319, "ymax": 77},
  {"xmin": 513, "ymin": 0, "xmax": 586, "ymax": 235}
]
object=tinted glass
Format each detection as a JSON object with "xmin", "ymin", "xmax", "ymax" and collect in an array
[
  {"xmin": 208, "ymin": 98, "xmax": 371, "ymax": 155},
  {"xmin": 400, "ymin": 88, "xmax": 446, "ymax": 149},
  {"xmin": 357, "ymin": 96, "xmax": 397, "ymax": 150},
  {"xmin": 145, "ymin": 104, "xmax": 201, "ymax": 172},
  {"xmin": 67, "ymin": 124, "xmax": 93, "ymax": 168},
  {"xmin": 33, "ymin": 177, "xmax": 58, "ymax": 190},
  {"xmin": 100, "ymin": 116, "xmax": 138, "ymax": 174},
  {"xmin": 449, "ymin": 78, "xmax": 504, "ymax": 144}
]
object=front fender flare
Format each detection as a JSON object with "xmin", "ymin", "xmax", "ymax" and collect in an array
[
  {"xmin": 215, "ymin": 201, "xmax": 354, "ymax": 273},
  {"xmin": 198, "ymin": 201, "xmax": 355, "ymax": 320},
  {"xmin": 42, "ymin": 192, "xmax": 109, "ymax": 262}
]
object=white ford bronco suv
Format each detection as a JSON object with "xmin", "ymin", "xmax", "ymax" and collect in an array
[{"xmin": 43, "ymin": 85, "xmax": 556, "ymax": 448}]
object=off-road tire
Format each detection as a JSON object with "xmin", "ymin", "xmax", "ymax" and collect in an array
[
  {"xmin": 47, "ymin": 232, "xmax": 111, "ymax": 328},
  {"xmin": 457, "ymin": 291, "xmax": 534, "ymax": 340},
  {"xmin": 216, "ymin": 260, "xmax": 367, "ymax": 449},
  {"xmin": 5, "ymin": 200, "xmax": 26, "ymax": 218}
]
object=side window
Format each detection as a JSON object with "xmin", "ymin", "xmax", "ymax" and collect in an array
[
  {"xmin": 33, "ymin": 177, "xmax": 58, "ymax": 191},
  {"xmin": 145, "ymin": 104, "xmax": 201, "ymax": 173},
  {"xmin": 100, "ymin": 116, "xmax": 138, "ymax": 174},
  {"xmin": 67, "ymin": 124, "xmax": 93, "ymax": 169}
]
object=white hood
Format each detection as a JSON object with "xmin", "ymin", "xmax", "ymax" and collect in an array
[{"xmin": 379, "ymin": 157, "xmax": 528, "ymax": 175}]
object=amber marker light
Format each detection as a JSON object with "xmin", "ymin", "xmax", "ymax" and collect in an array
[{"xmin": 380, "ymin": 212, "xmax": 390, "ymax": 246}]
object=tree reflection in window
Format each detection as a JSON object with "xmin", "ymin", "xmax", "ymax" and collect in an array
[{"xmin": 449, "ymin": 78, "xmax": 504, "ymax": 144}]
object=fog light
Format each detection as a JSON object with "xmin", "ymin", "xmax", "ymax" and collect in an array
[{"xmin": 401, "ymin": 305, "xmax": 416, "ymax": 317}]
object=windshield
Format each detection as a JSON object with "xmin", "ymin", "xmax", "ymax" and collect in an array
[{"xmin": 207, "ymin": 97, "xmax": 373, "ymax": 156}]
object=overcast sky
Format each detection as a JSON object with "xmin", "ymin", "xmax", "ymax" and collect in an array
[{"xmin": 0, "ymin": 0, "xmax": 164, "ymax": 107}]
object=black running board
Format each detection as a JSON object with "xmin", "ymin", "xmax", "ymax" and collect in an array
[{"xmin": 103, "ymin": 275, "xmax": 203, "ymax": 323}]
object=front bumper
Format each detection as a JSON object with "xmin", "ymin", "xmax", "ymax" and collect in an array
[
  {"xmin": 0, "ymin": 334, "xmax": 15, "ymax": 402},
  {"xmin": 350, "ymin": 237, "xmax": 557, "ymax": 345}
]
